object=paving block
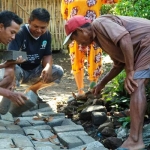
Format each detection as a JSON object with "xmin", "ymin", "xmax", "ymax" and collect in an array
[
  {"xmin": 1, "ymin": 112, "xmax": 14, "ymax": 122},
  {"xmin": 9, "ymin": 90, "xmax": 38, "ymax": 117},
  {"xmin": 61, "ymin": 119, "xmax": 76, "ymax": 126},
  {"xmin": 57, "ymin": 131, "xmax": 88, "ymax": 137},
  {"xmin": 68, "ymin": 141, "xmax": 107, "ymax": 150},
  {"xmin": 0, "ymin": 96, "xmax": 11, "ymax": 115},
  {"xmin": 15, "ymin": 119, "xmax": 31, "ymax": 127},
  {"xmin": 59, "ymin": 136, "xmax": 83, "ymax": 149},
  {"xmin": 77, "ymin": 135, "xmax": 95, "ymax": 144},
  {"xmin": 0, "ymin": 125, "xmax": 6, "ymax": 130},
  {"xmin": 53, "ymin": 125, "xmax": 84, "ymax": 133},
  {"xmin": 38, "ymin": 103, "xmax": 50, "ymax": 109},
  {"xmin": 47, "ymin": 117, "xmax": 65, "ymax": 127},
  {"xmin": 35, "ymin": 146, "xmax": 53, "ymax": 150},
  {"xmin": 15, "ymin": 117, "xmax": 46, "ymax": 126},
  {"xmin": 24, "ymin": 129, "xmax": 43, "ymax": 139},
  {"xmin": 1, "ymin": 148, "xmax": 20, "ymax": 150},
  {"xmin": 40, "ymin": 130, "xmax": 60, "ymax": 144},
  {"xmin": 22, "ymin": 111, "xmax": 35, "ymax": 117},
  {"xmin": 31, "ymin": 107, "xmax": 53, "ymax": 113},
  {"xmin": 0, "ymin": 50, "xmax": 27, "ymax": 61},
  {"xmin": 0, "ymin": 133, "xmax": 25, "ymax": 139},
  {"xmin": 0, "ymin": 120, "xmax": 13, "ymax": 126},
  {"xmin": 23, "ymin": 125, "xmax": 51, "ymax": 131},
  {"xmin": 2, "ymin": 124, "xmax": 25, "ymax": 135},
  {"xmin": 36, "ymin": 112, "xmax": 65, "ymax": 118},
  {"xmin": 13, "ymin": 136, "xmax": 34, "ymax": 147},
  {"xmin": 0, "ymin": 138, "xmax": 14, "ymax": 149},
  {"xmin": 21, "ymin": 148, "xmax": 35, "ymax": 150}
]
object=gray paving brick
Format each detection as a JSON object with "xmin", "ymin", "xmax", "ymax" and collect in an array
[
  {"xmin": 24, "ymin": 129, "xmax": 43, "ymax": 139},
  {"xmin": 0, "ymin": 138, "xmax": 14, "ymax": 149},
  {"xmin": 15, "ymin": 117, "xmax": 46, "ymax": 126},
  {"xmin": 15, "ymin": 120, "xmax": 31, "ymax": 127},
  {"xmin": 23, "ymin": 125, "xmax": 51, "ymax": 130},
  {"xmin": 77, "ymin": 135, "xmax": 95, "ymax": 144},
  {"xmin": 21, "ymin": 147, "xmax": 35, "ymax": 150},
  {"xmin": 0, "ymin": 133, "xmax": 25, "ymax": 138},
  {"xmin": 40, "ymin": 130, "xmax": 60, "ymax": 144},
  {"xmin": 59, "ymin": 136, "xmax": 83, "ymax": 149},
  {"xmin": 0, "ymin": 125, "xmax": 6, "ymax": 130},
  {"xmin": 53, "ymin": 125, "xmax": 84, "ymax": 133},
  {"xmin": 0, "ymin": 124, "xmax": 24, "ymax": 134},
  {"xmin": 1, "ymin": 112, "xmax": 14, "ymax": 122},
  {"xmin": 38, "ymin": 103, "xmax": 50, "ymax": 109},
  {"xmin": 1, "ymin": 148, "xmax": 20, "ymax": 150},
  {"xmin": 22, "ymin": 110, "xmax": 35, "ymax": 117},
  {"xmin": 61, "ymin": 119, "xmax": 76, "ymax": 126},
  {"xmin": 47, "ymin": 117, "xmax": 65, "ymax": 127},
  {"xmin": 57, "ymin": 131, "xmax": 88, "ymax": 137},
  {"xmin": 69, "ymin": 141, "xmax": 108, "ymax": 150},
  {"xmin": 13, "ymin": 136, "xmax": 34, "ymax": 147},
  {"xmin": 36, "ymin": 112, "xmax": 65, "ymax": 117},
  {"xmin": 31, "ymin": 107, "xmax": 52, "ymax": 113},
  {"xmin": 0, "ymin": 120, "xmax": 13, "ymax": 126},
  {"xmin": 35, "ymin": 146, "xmax": 53, "ymax": 150}
]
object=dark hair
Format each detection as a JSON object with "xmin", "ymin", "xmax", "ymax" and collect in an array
[
  {"xmin": 29, "ymin": 8, "xmax": 50, "ymax": 23},
  {"xmin": 73, "ymin": 23, "xmax": 91, "ymax": 36},
  {"xmin": 0, "ymin": 11, "xmax": 23, "ymax": 28}
]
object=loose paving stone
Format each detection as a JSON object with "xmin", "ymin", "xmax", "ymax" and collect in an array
[
  {"xmin": 53, "ymin": 125, "xmax": 84, "ymax": 133},
  {"xmin": 13, "ymin": 136, "xmax": 34, "ymax": 147},
  {"xmin": 0, "ymin": 138, "xmax": 14, "ymax": 149},
  {"xmin": 68, "ymin": 141, "xmax": 108, "ymax": 150},
  {"xmin": 59, "ymin": 136, "xmax": 83, "ymax": 148},
  {"xmin": 23, "ymin": 125, "xmax": 51, "ymax": 130}
]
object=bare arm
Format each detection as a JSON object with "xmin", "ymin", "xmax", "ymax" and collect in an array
[
  {"xmin": 94, "ymin": 64, "xmax": 124, "ymax": 95},
  {"xmin": 119, "ymin": 34, "xmax": 138, "ymax": 94},
  {"xmin": 41, "ymin": 55, "xmax": 53, "ymax": 82}
]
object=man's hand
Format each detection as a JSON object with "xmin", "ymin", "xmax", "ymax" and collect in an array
[
  {"xmin": 93, "ymin": 82, "xmax": 105, "ymax": 96},
  {"xmin": 8, "ymin": 91, "xmax": 28, "ymax": 106},
  {"xmin": 3, "ymin": 56, "xmax": 26, "ymax": 67},
  {"xmin": 40, "ymin": 67, "xmax": 52, "ymax": 83},
  {"xmin": 124, "ymin": 71, "xmax": 138, "ymax": 94}
]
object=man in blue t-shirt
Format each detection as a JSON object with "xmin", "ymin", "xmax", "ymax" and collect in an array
[{"xmin": 8, "ymin": 8, "xmax": 64, "ymax": 99}]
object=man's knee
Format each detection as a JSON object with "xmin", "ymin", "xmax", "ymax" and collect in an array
[{"xmin": 52, "ymin": 65, "xmax": 64, "ymax": 83}]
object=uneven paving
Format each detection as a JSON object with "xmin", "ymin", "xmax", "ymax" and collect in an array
[{"xmin": 0, "ymin": 100, "xmax": 108, "ymax": 150}]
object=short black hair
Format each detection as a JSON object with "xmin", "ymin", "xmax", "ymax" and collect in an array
[
  {"xmin": 29, "ymin": 8, "xmax": 50, "ymax": 23},
  {"xmin": 73, "ymin": 23, "xmax": 91, "ymax": 36},
  {"xmin": 0, "ymin": 11, "xmax": 23, "ymax": 28}
]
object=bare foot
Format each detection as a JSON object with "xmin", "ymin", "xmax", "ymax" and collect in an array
[{"xmin": 121, "ymin": 136, "xmax": 145, "ymax": 150}]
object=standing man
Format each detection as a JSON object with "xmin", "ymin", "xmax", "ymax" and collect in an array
[
  {"xmin": 63, "ymin": 15, "xmax": 150, "ymax": 150},
  {"xmin": 0, "ymin": 10, "xmax": 28, "ymax": 114},
  {"xmin": 8, "ymin": 8, "xmax": 64, "ymax": 99}
]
